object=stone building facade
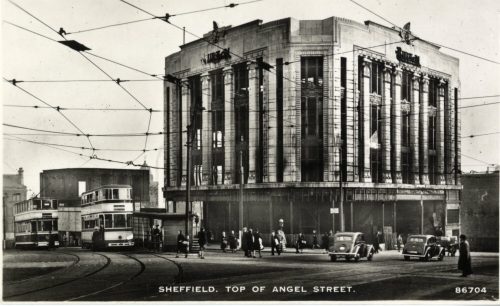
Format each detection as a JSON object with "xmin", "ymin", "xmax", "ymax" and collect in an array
[
  {"xmin": 3, "ymin": 168, "xmax": 27, "ymax": 248},
  {"xmin": 461, "ymin": 171, "xmax": 499, "ymax": 252},
  {"xmin": 163, "ymin": 17, "xmax": 462, "ymax": 244}
]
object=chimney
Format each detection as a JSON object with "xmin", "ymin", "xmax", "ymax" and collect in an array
[{"xmin": 18, "ymin": 167, "xmax": 24, "ymax": 185}]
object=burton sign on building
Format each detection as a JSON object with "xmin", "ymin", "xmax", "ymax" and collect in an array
[{"xmin": 163, "ymin": 17, "xmax": 462, "ymax": 244}]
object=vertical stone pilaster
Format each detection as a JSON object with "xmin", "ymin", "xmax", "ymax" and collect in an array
[
  {"xmin": 449, "ymin": 86, "xmax": 456, "ymax": 185},
  {"xmin": 411, "ymin": 73, "xmax": 420, "ymax": 184},
  {"xmin": 446, "ymin": 86, "xmax": 454, "ymax": 185},
  {"xmin": 283, "ymin": 59, "xmax": 296, "ymax": 182},
  {"xmin": 393, "ymin": 67, "xmax": 403, "ymax": 183},
  {"xmin": 455, "ymin": 87, "xmax": 461, "ymax": 185},
  {"xmin": 267, "ymin": 62, "xmax": 277, "ymax": 183},
  {"xmin": 247, "ymin": 62, "xmax": 258, "ymax": 184},
  {"xmin": 437, "ymin": 79, "xmax": 446, "ymax": 185},
  {"xmin": 223, "ymin": 68, "xmax": 234, "ymax": 184},
  {"xmin": 201, "ymin": 73, "xmax": 211, "ymax": 185},
  {"xmin": 361, "ymin": 58, "xmax": 372, "ymax": 183},
  {"xmin": 169, "ymin": 83, "xmax": 179, "ymax": 186},
  {"xmin": 382, "ymin": 65, "xmax": 392, "ymax": 183},
  {"xmin": 420, "ymin": 75, "xmax": 430, "ymax": 184},
  {"xmin": 181, "ymin": 79, "xmax": 190, "ymax": 187}
]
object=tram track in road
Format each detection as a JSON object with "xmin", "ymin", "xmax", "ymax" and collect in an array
[
  {"xmin": 148, "ymin": 252, "xmax": 185, "ymax": 283},
  {"xmin": 3, "ymin": 251, "xmax": 112, "ymax": 300},
  {"xmin": 4, "ymin": 250, "xmax": 81, "ymax": 285},
  {"xmin": 66, "ymin": 252, "xmax": 146, "ymax": 301}
]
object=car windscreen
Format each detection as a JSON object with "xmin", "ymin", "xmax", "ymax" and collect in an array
[
  {"xmin": 408, "ymin": 237, "xmax": 425, "ymax": 243},
  {"xmin": 335, "ymin": 235, "xmax": 353, "ymax": 241}
]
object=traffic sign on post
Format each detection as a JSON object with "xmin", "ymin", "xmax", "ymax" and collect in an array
[{"xmin": 330, "ymin": 208, "xmax": 339, "ymax": 214}]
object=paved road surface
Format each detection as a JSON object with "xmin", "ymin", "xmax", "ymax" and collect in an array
[{"xmin": 3, "ymin": 248, "xmax": 498, "ymax": 301}]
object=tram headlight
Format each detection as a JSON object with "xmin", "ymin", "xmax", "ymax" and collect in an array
[{"xmin": 127, "ymin": 234, "xmax": 133, "ymax": 240}]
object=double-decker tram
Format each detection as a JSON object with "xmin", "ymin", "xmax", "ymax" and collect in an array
[
  {"xmin": 14, "ymin": 198, "xmax": 59, "ymax": 248},
  {"xmin": 81, "ymin": 185, "xmax": 134, "ymax": 249}
]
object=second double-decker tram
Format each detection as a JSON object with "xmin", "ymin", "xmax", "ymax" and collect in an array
[
  {"xmin": 14, "ymin": 198, "xmax": 59, "ymax": 248},
  {"xmin": 81, "ymin": 185, "xmax": 134, "ymax": 249}
]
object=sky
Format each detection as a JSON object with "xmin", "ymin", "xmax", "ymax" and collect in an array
[{"xmin": 2, "ymin": 0, "xmax": 500, "ymax": 200}]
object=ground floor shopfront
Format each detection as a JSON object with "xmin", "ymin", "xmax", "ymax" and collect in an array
[{"xmin": 164, "ymin": 184, "xmax": 461, "ymax": 248}]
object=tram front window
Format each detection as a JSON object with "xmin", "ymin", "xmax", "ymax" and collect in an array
[
  {"xmin": 105, "ymin": 214, "xmax": 113, "ymax": 228},
  {"xmin": 114, "ymin": 214, "xmax": 126, "ymax": 228}
]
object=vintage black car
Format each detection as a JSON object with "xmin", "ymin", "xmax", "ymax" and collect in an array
[
  {"xmin": 403, "ymin": 234, "xmax": 445, "ymax": 261},
  {"xmin": 436, "ymin": 236, "xmax": 459, "ymax": 256},
  {"xmin": 328, "ymin": 232, "xmax": 375, "ymax": 262}
]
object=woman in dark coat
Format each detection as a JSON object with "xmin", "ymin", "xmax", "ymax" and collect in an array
[
  {"xmin": 247, "ymin": 228, "xmax": 255, "ymax": 257},
  {"xmin": 228, "ymin": 230, "xmax": 237, "ymax": 252},
  {"xmin": 198, "ymin": 228, "xmax": 208, "ymax": 259},
  {"xmin": 458, "ymin": 234, "xmax": 472, "ymax": 277}
]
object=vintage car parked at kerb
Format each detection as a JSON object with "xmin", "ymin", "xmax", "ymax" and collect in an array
[
  {"xmin": 328, "ymin": 232, "xmax": 375, "ymax": 262},
  {"xmin": 403, "ymin": 235, "xmax": 445, "ymax": 261}
]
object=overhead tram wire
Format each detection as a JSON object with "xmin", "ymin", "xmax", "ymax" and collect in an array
[
  {"xmin": 461, "ymin": 153, "xmax": 498, "ymax": 166},
  {"xmin": 3, "ymin": 123, "xmax": 164, "ymax": 137},
  {"xmin": 68, "ymin": 0, "xmax": 262, "ymax": 35},
  {"xmin": 348, "ymin": 0, "xmax": 500, "ymax": 65},
  {"xmin": 2, "ymin": 77, "xmax": 95, "ymax": 151},
  {"xmin": 4, "ymin": 134, "xmax": 162, "ymax": 152},
  {"xmin": 7, "ymin": 2, "xmax": 156, "ymax": 159}
]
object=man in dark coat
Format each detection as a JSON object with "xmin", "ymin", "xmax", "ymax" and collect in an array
[
  {"xmin": 322, "ymin": 232, "xmax": 329, "ymax": 252},
  {"xmin": 458, "ymin": 234, "xmax": 472, "ymax": 277},
  {"xmin": 91, "ymin": 226, "xmax": 100, "ymax": 251},
  {"xmin": 247, "ymin": 228, "xmax": 255, "ymax": 257},
  {"xmin": 152, "ymin": 224, "xmax": 162, "ymax": 252},
  {"xmin": 295, "ymin": 233, "xmax": 306, "ymax": 254},
  {"xmin": 176, "ymin": 230, "xmax": 188, "ymax": 258},
  {"xmin": 198, "ymin": 227, "xmax": 208, "ymax": 259}
]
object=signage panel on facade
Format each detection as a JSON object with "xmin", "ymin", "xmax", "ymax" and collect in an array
[{"xmin": 395, "ymin": 47, "xmax": 420, "ymax": 66}]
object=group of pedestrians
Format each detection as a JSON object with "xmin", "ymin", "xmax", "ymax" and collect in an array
[{"xmin": 240, "ymin": 227, "xmax": 264, "ymax": 258}]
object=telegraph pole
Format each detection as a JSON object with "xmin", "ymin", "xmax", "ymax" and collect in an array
[
  {"xmin": 185, "ymin": 123, "xmax": 192, "ymax": 237},
  {"xmin": 239, "ymin": 150, "xmax": 244, "ymax": 231},
  {"xmin": 339, "ymin": 145, "xmax": 345, "ymax": 232}
]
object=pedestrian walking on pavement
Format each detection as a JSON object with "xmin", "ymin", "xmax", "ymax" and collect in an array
[
  {"xmin": 228, "ymin": 230, "xmax": 237, "ymax": 253},
  {"xmin": 397, "ymin": 234, "xmax": 403, "ymax": 252},
  {"xmin": 312, "ymin": 230, "xmax": 320, "ymax": 249},
  {"xmin": 253, "ymin": 229, "xmax": 263, "ymax": 258},
  {"xmin": 248, "ymin": 228, "xmax": 256, "ymax": 258},
  {"xmin": 295, "ymin": 232, "xmax": 306, "ymax": 253},
  {"xmin": 458, "ymin": 234, "xmax": 473, "ymax": 277},
  {"xmin": 271, "ymin": 231, "xmax": 281, "ymax": 256},
  {"xmin": 198, "ymin": 227, "xmax": 208, "ymax": 259},
  {"xmin": 176, "ymin": 230, "xmax": 188, "ymax": 258},
  {"xmin": 221, "ymin": 231, "xmax": 228, "ymax": 252},
  {"xmin": 91, "ymin": 226, "xmax": 100, "ymax": 251},
  {"xmin": 152, "ymin": 224, "xmax": 162, "ymax": 252},
  {"xmin": 322, "ymin": 232, "xmax": 329, "ymax": 252},
  {"xmin": 241, "ymin": 227, "xmax": 249, "ymax": 257},
  {"xmin": 373, "ymin": 231, "xmax": 382, "ymax": 253}
]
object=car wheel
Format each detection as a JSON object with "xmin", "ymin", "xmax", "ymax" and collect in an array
[
  {"xmin": 438, "ymin": 251, "xmax": 444, "ymax": 261},
  {"xmin": 404, "ymin": 256, "xmax": 409, "ymax": 261},
  {"xmin": 354, "ymin": 254, "xmax": 360, "ymax": 262},
  {"xmin": 424, "ymin": 253, "xmax": 429, "ymax": 261},
  {"xmin": 330, "ymin": 255, "xmax": 337, "ymax": 262},
  {"xmin": 345, "ymin": 256, "xmax": 351, "ymax": 261},
  {"xmin": 367, "ymin": 253, "xmax": 373, "ymax": 261}
]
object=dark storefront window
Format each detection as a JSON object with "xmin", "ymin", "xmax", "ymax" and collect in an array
[
  {"xmin": 301, "ymin": 56, "xmax": 324, "ymax": 182},
  {"xmin": 189, "ymin": 75, "xmax": 203, "ymax": 186},
  {"xmin": 234, "ymin": 62, "xmax": 249, "ymax": 183},
  {"xmin": 211, "ymin": 69, "xmax": 224, "ymax": 185}
]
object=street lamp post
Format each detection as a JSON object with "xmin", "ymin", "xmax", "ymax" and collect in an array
[{"xmin": 334, "ymin": 135, "xmax": 345, "ymax": 232}]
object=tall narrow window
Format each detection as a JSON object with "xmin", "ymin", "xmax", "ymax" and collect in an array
[
  {"xmin": 301, "ymin": 56, "xmax": 324, "ymax": 182},
  {"xmin": 340, "ymin": 57, "xmax": 347, "ymax": 180},
  {"xmin": 256, "ymin": 58, "xmax": 264, "ymax": 183},
  {"xmin": 189, "ymin": 75, "xmax": 203, "ymax": 186},
  {"xmin": 371, "ymin": 61, "xmax": 383, "ymax": 95},
  {"xmin": 166, "ymin": 87, "xmax": 170, "ymax": 187},
  {"xmin": 428, "ymin": 78, "xmax": 438, "ymax": 184},
  {"xmin": 402, "ymin": 71, "xmax": 412, "ymax": 102},
  {"xmin": 370, "ymin": 97, "xmax": 382, "ymax": 182},
  {"xmin": 276, "ymin": 58, "xmax": 284, "ymax": 182},
  {"xmin": 177, "ymin": 84, "xmax": 183, "ymax": 186},
  {"xmin": 401, "ymin": 108, "xmax": 411, "ymax": 183},
  {"xmin": 211, "ymin": 69, "xmax": 224, "ymax": 185},
  {"xmin": 234, "ymin": 63, "xmax": 249, "ymax": 183}
]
